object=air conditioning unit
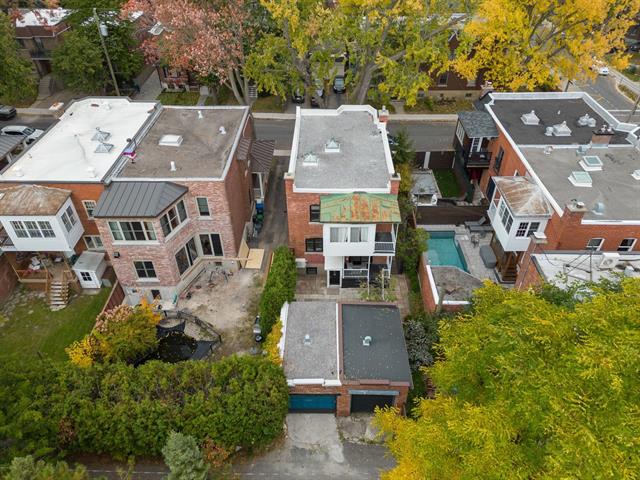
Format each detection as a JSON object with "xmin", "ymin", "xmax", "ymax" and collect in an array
[
  {"xmin": 599, "ymin": 252, "xmax": 620, "ymax": 270},
  {"xmin": 295, "ymin": 258, "xmax": 307, "ymax": 269}
]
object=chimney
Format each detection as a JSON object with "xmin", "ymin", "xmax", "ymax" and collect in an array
[
  {"xmin": 378, "ymin": 106, "xmax": 389, "ymax": 123},
  {"xmin": 170, "ymin": 161, "xmax": 177, "ymax": 172},
  {"xmin": 480, "ymin": 81, "xmax": 494, "ymax": 98},
  {"xmin": 591, "ymin": 124, "xmax": 615, "ymax": 145},
  {"xmin": 362, "ymin": 335, "xmax": 372, "ymax": 346}
]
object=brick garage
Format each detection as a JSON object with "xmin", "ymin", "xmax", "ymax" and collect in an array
[{"xmin": 281, "ymin": 301, "xmax": 411, "ymax": 416}]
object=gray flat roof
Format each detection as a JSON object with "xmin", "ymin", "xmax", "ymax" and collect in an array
[
  {"xmin": 520, "ymin": 146, "xmax": 640, "ymax": 221},
  {"xmin": 118, "ymin": 106, "xmax": 247, "ymax": 179},
  {"xmin": 411, "ymin": 171, "xmax": 441, "ymax": 196},
  {"xmin": 283, "ymin": 301, "xmax": 338, "ymax": 381},
  {"xmin": 425, "ymin": 262, "xmax": 484, "ymax": 301},
  {"xmin": 487, "ymin": 98, "xmax": 629, "ymax": 145},
  {"xmin": 458, "ymin": 111, "xmax": 498, "ymax": 138},
  {"xmin": 94, "ymin": 181, "xmax": 187, "ymax": 218},
  {"xmin": 293, "ymin": 109, "xmax": 392, "ymax": 190},
  {"xmin": 341, "ymin": 304, "xmax": 411, "ymax": 383}
]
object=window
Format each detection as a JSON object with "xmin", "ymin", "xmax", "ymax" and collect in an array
[
  {"xmin": 84, "ymin": 235, "xmax": 104, "ymax": 250},
  {"xmin": 161, "ymin": 200, "xmax": 188, "ymax": 237},
  {"xmin": 134, "ymin": 261, "xmax": 157, "ymax": 279},
  {"xmin": 80, "ymin": 271, "xmax": 92, "ymax": 282},
  {"xmin": 455, "ymin": 121, "xmax": 465, "ymax": 144},
  {"xmin": 350, "ymin": 226, "xmax": 368, "ymax": 242},
  {"xmin": 586, "ymin": 238, "xmax": 604, "ymax": 251},
  {"xmin": 306, "ymin": 267, "xmax": 318, "ymax": 275},
  {"xmin": 515, "ymin": 222, "xmax": 529, "ymax": 237},
  {"xmin": 83, "ymin": 200, "xmax": 97, "ymax": 218},
  {"xmin": 305, "ymin": 238, "xmax": 323, "ymax": 252},
  {"xmin": 199, "ymin": 233, "xmax": 223, "ymax": 256},
  {"xmin": 309, "ymin": 204, "xmax": 320, "ymax": 222},
  {"xmin": 437, "ymin": 72, "xmax": 449, "ymax": 87},
  {"xmin": 196, "ymin": 197, "xmax": 210, "ymax": 217},
  {"xmin": 24, "ymin": 221, "xmax": 43, "ymax": 238},
  {"xmin": 527, "ymin": 222, "xmax": 540, "ymax": 237},
  {"xmin": 175, "ymin": 237, "xmax": 199, "ymax": 275},
  {"xmin": 38, "ymin": 221, "xmax": 55, "ymax": 238},
  {"xmin": 498, "ymin": 201, "xmax": 513, "ymax": 233},
  {"xmin": 514, "ymin": 169, "xmax": 520, "ymax": 177},
  {"xmin": 329, "ymin": 227, "xmax": 348, "ymax": 243},
  {"xmin": 618, "ymin": 238, "xmax": 636, "ymax": 252},
  {"xmin": 108, "ymin": 221, "xmax": 156, "ymax": 242},
  {"xmin": 494, "ymin": 147, "xmax": 504, "ymax": 173},
  {"xmin": 470, "ymin": 137, "xmax": 481, "ymax": 152},
  {"xmin": 10, "ymin": 221, "xmax": 28, "ymax": 238}
]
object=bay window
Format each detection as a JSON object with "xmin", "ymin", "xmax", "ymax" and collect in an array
[
  {"xmin": 109, "ymin": 221, "xmax": 156, "ymax": 241},
  {"xmin": 160, "ymin": 200, "xmax": 188, "ymax": 237}
]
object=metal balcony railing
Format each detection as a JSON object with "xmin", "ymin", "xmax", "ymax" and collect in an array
[
  {"xmin": 374, "ymin": 241, "xmax": 395, "ymax": 253},
  {"xmin": 343, "ymin": 268, "xmax": 368, "ymax": 278}
]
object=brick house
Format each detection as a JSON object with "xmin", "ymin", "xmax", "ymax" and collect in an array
[
  {"xmin": 93, "ymin": 105, "xmax": 271, "ymax": 304},
  {"xmin": 460, "ymin": 92, "xmax": 640, "ymax": 284},
  {"xmin": 285, "ymin": 105, "xmax": 401, "ymax": 288},
  {"xmin": 280, "ymin": 301, "xmax": 412, "ymax": 416}
]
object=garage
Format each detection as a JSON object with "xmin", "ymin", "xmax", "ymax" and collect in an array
[
  {"xmin": 350, "ymin": 392, "xmax": 396, "ymax": 413},
  {"xmin": 289, "ymin": 394, "xmax": 337, "ymax": 413}
]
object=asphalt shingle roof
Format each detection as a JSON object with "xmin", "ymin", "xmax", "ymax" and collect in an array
[
  {"xmin": 94, "ymin": 181, "xmax": 187, "ymax": 218},
  {"xmin": 458, "ymin": 111, "xmax": 498, "ymax": 138}
]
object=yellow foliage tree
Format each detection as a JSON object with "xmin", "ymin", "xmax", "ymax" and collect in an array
[
  {"xmin": 455, "ymin": 0, "xmax": 640, "ymax": 90},
  {"xmin": 263, "ymin": 318, "xmax": 283, "ymax": 366}
]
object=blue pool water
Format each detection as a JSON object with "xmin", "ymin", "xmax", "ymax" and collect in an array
[{"xmin": 426, "ymin": 231, "xmax": 468, "ymax": 272}]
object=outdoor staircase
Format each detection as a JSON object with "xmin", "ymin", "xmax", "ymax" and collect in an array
[
  {"xmin": 248, "ymin": 84, "xmax": 258, "ymax": 99},
  {"xmin": 37, "ymin": 74, "xmax": 52, "ymax": 100},
  {"xmin": 48, "ymin": 280, "xmax": 70, "ymax": 309}
]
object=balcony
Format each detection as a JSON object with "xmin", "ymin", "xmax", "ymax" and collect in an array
[
  {"xmin": 455, "ymin": 142, "xmax": 492, "ymax": 167},
  {"xmin": 374, "ymin": 231, "xmax": 396, "ymax": 253},
  {"xmin": 29, "ymin": 49, "xmax": 53, "ymax": 59}
]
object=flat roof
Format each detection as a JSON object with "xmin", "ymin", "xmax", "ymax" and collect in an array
[
  {"xmin": 520, "ymin": 146, "xmax": 640, "ymax": 221},
  {"xmin": 290, "ymin": 106, "xmax": 394, "ymax": 190},
  {"xmin": 94, "ymin": 181, "xmax": 187, "ymax": 218},
  {"xmin": 0, "ymin": 98, "xmax": 157, "ymax": 183},
  {"xmin": 411, "ymin": 171, "xmax": 441, "ymax": 196},
  {"xmin": 283, "ymin": 301, "xmax": 338, "ymax": 381},
  {"xmin": 532, "ymin": 251, "xmax": 640, "ymax": 287},
  {"xmin": 486, "ymin": 94, "xmax": 630, "ymax": 146},
  {"xmin": 15, "ymin": 9, "xmax": 69, "ymax": 27},
  {"xmin": 117, "ymin": 106, "xmax": 248, "ymax": 179},
  {"xmin": 341, "ymin": 304, "xmax": 412, "ymax": 383},
  {"xmin": 425, "ymin": 262, "xmax": 484, "ymax": 301}
]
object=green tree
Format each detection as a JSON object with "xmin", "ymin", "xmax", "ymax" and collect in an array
[
  {"xmin": 162, "ymin": 432, "xmax": 209, "ymax": 480},
  {"xmin": 391, "ymin": 128, "xmax": 415, "ymax": 167},
  {"xmin": 375, "ymin": 280, "xmax": 640, "ymax": 479},
  {"xmin": 2, "ymin": 456, "xmax": 89, "ymax": 480},
  {"xmin": 0, "ymin": 12, "xmax": 37, "ymax": 105},
  {"xmin": 51, "ymin": 30, "xmax": 106, "ymax": 93},
  {"xmin": 259, "ymin": 246, "xmax": 296, "ymax": 335}
]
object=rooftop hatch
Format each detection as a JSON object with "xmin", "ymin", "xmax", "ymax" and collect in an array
[
  {"xmin": 521, "ymin": 110, "xmax": 540, "ymax": 125},
  {"xmin": 568, "ymin": 170, "xmax": 592, "ymax": 187},
  {"xmin": 159, "ymin": 134, "xmax": 183, "ymax": 147},
  {"xmin": 579, "ymin": 155, "xmax": 603, "ymax": 172}
]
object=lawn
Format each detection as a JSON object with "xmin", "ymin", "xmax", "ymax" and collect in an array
[
  {"xmin": 405, "ymin": 97, "xmax": 474, "ymax": 114},
  {"xmin": 433, "ymin": 169, "xmax": 462, "ymax": 198},
  {"xmin": 251, "ymin": 95, "xmax": 286, "ymax": 113},
  {"xmin": 156, "ymin": 91, "xmax": 200, "ymax": 106},
  {"xmin": 0, "ymin": 287, "xmax": 111, "ymax": 363}
]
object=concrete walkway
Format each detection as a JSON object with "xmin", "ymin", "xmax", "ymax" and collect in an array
[{"xmin": 134, "ymin": 69, "xmax": 162, "ymax": 101}]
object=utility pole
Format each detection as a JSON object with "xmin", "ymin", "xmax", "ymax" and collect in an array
[
  {"xmin": 626, "ymin": 92, "xmax": 640, "ymax": 122},
  {"xmin": 93, "ymin": 8, "xmax": 120, "ymax": 96}
]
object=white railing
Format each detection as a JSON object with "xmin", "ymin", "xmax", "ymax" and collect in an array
[{"xmin": 374, "ymin": 241, "xmax": 395, "ymax": 253}]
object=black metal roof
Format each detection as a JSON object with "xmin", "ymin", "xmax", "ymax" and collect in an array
[
  {"xmin": 250, "ymin": 140, "xmax": 275, "ymax": 173},
  {"xmin": 457, "ymin": 111, "xmax": 499, "ymax": 138},
  {"xmin": 341, "ymin": 304, "xmax": 412, "ymax": 384},
  {"xmin": 94, "ymin": 181, "xmax": 187, "ymax": 218}
]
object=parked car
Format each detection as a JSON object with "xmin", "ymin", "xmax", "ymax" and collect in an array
[
  {"xmin": 292, "ymin": 89, "xmax": 304, "ymax": 104},
  {"xmin": 333, "ymin": 75, "xmax": 346, "ymax": 94},
  {"xmin": 0, "ymin": 125, "xmax": 44, "ymax": 144},
  {"xmin": 591, "ymin": 62, "xmax": 610, "ymax": 75},
  {"xmin": 0, "ymin": 105, "xmax": 17, "ymax": 121}
]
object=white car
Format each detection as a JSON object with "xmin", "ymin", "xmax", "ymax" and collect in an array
[
  {"xmin": 592, "ymin": 64, "xmax": 610, "ymax": 76},
  {"xmin": 0, "ymin": 125, "xmax": 44, "ymax": 144}
]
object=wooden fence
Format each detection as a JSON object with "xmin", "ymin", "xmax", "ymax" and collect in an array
[{"xmin": 101, "ymin": 280, "xmax": 125, "ymax": 313}]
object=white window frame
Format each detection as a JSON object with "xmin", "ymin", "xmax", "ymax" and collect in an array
[
  {"xmin": 160, "ymin": 200, "xmax": 188, "ymax": 237},
  {"xmin": 498, "ymin": 201, "xmax": 513, "ymax": 233},
  {"xmin": 108, "ymin": 221, "xmax": 157, "ymax": 242},
  {"xmin": 84, "ymin": 235, "xmax": 104, "ymax": 250},
  {"xmin": 79, "ymin": 271, "xmax": 92, "ymax": 282},
  {"xmin": 437, "ymin": 71, "xmax": 449, "ymax": 87},
  {"xmin": 24, "ymin": 220, "xmax": 43, "ymax": 238},
  {"xmin": 196, "ymin": 197, "xmax": 210, "ymax": 217},
  {"xmin": 586, "ymin": 238, "xmax": 604, "ymax": 251},
  {"xmin": 470, "ymin": 137, "xmax": 481, "ymax": 152},
  {"xmin": 455, "ymin": 121, "xmax": 465, "ymax": 144},
  {"xmin": 10, "ymin": 220, "xmax": 28, "ymax": 238},
  {"xmin": 527, "ymin": 222, "xmax": 540, "ymax": 237},
  {"xmin": 349, "ymin": 226, "xmax": 369, "ymax": 243},
  {"xmin": 83, "ymin": 200, "xmax": 97, "ymax": 219},
  {"xmin": 329, "ymin": 226, "xmax": 349, "ymax": 243},
  {"xmin": 617, "ymin": 238, "xmax": 636, "ymax": 252},
  {"xmin": 515, "ymin": 222, "xmax": 529, "ymax": 237},
  {"xmin": 10, "ymin": 220, "xmax": 55, "ymax": 238}
]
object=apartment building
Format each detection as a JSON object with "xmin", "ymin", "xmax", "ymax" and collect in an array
[
  {"xmin": 285, "ymin": 105, "xmax": 400, "ymax": 288},
  {"xmin": 461, "ymin": 92, "xmax": 640, "ymax": 284}
]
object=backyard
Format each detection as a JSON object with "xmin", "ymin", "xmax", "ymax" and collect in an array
[
  {"xmin": 156, "ymin": 91, "xmax": 201, "ymax": 105},
  {"xmin": 0, "ymin": 287, "xmax": 111, "ymax": 362},
  {"xmin": 433, "ymin": 169, "xmax": 462, "ymax": 197}
]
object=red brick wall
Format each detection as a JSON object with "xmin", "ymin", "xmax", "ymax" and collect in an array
[
  {"xmin": 0, "ymin": 254, "xmax": 18, "ymax": 302},
  {"xmin": 285, "ymin": 177, "xmax": 323, "ymax": 260},
  {"xmin": 418, "ymin": 256, "xmax": 437, "ymax": 312}
]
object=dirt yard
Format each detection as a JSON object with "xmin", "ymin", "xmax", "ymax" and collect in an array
[{"xmin": 177, "ymin": 268, "xmax": 264, "ymax": 357}]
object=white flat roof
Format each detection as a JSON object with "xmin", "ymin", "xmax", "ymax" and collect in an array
[
  {"xmin": 1, "ymin": 98, "xmax": 157, "ymax": 183},
  {"xmin": 15, "ymin": 9, "xmax": 69, "ymax": 27}
]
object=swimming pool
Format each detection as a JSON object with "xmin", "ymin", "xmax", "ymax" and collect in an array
[{"xmin": 426, "ymin": 231, "xmax": 468, "ymax": 272}]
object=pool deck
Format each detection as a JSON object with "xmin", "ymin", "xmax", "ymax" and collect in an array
[{"xmin": 420, "ymin": 225, "xmax": 498, "ymax": 283}]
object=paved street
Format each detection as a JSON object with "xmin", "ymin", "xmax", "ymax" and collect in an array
[
  {"xmin": 571, "ymin": 74, "xmax": 640, "ymax": 123},
  {"xmin": 0, "ymin": 114, "xmax": 57, "ymax": 131}
]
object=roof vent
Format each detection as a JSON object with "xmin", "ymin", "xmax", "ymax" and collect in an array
[
  {"xmin": 578, "ymin": 114, "xmax": 597, "ymax": 128},
  {"xmin": 170, "ymin": 161, "xmax": 177, "ymax": 172},
  {"xmin": 219, "ymin": 126, "xmax": 226, "ymax": 135},
  {"xmin": 568, "ymin": 171, "xmax": 592, "ymax": 187},
  {"xmin": 631, "ymin": 169, "xmax": 640, "ymax": 180},
  {"xmin": 579, "ymin": 155, "xmax": 603, "ymax": 172},
  {"xmin": 575, "ymin": 144, "xmax": 590, "ymax": 155},
  {"xmin": 86, "ymin": 166, "xmax": 96, "ymax": 178},
  {"xmin": 94, "ymin": 141, "xmax": 114, "ymax": 153},
  {"xmin": 599, "ymin": 252, "xmax": 620, "ymax": 270},
  {"xmin": 159, "ymin": 134, "xmax": 183, "ymax": 147},
  {"xmin": 102, "ymin": 101, "xmax": 111, "ymax": 110},
  {"xmin": 92, "ymin": 127, "xmax": 111, "ymax": 142},
  {"xmin": 363, "ymin": 336, "xmax": 372, "ymax": 346},
  {"xmin": 592, "ymin": 202, "xmax": 605, "ymax": 215},
  {"xmin": 303, "ymin": 334, "xmax": 311, "ymax": 346},
  {"xmin": 324, "ymin": 137, "xmax": 340, "ymax": 153},
  {"xmin": 521, "ymin": 110, "xmax": 539, "ymax": 125},
  {"xmin": 544, "ymin": 145, "xmax": 554, "ymax": 155},
  {"xmin": 551, "ymin": 121, "xmax": 572, "ymax": 137},
  {"xmin": 302, "ymin": 153, "xmax": 318, "ymax": 165},
  {"xmin": 197, "ymin": 110, "xmax": 203, "ymax": 119}
]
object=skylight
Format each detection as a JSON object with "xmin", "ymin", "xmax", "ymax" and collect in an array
[
  {"xmin": 568, "ymin": 171, "xmax": 592, "ymax": 187},
  {"xmin": 159, "ymin": 134, "xmax": 183, "ymax": 147},
  {"xmin": 324, "ymin": 138, "xmax": 340, "ymax": 153},
  {"xmin": 302, "ymin": 153, "xmax": 318, "ymax": 165},
  {"xmin": 579, "ymin": 155, "xmax": 603, "ymax": 172},
  {"xmin": 94, "ymin": 142, "xmax": 114, "ymax": 153},
  {"xmin": 92, "ymin": 127, "xmax": 111, "ymax": 142}
]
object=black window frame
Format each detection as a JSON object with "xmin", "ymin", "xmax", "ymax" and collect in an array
[
  {"xmin": 494, "ymin": 147, "xmax": 504, "ymax": 173},
  {"xmin": 134, "ymin": 260, "xmax": 157, "ymax": 279},
  {"xmin": 309, "ymin": 204, "xmax": 320, "ymax": 222},
  {"xmin": 305, "ymin": 238, "xmax": 323, "ymax": 252}
]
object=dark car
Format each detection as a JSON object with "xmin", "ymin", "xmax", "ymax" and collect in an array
[
  {"xmin": 292, "ymin": 89, "xmax": 304, "ymax": 104},
  {"xmin": 333, "ymin": 76, "xmax": 346, "ymax": 94},
  {"xmin": 628, "ymin": 43, "xmax": 640, "ymax": 52},
  {"xmin": 0, "ymin": 105, "xmax": 17, "ymax": 121}
]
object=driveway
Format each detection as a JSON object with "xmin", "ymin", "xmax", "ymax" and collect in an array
[{"xmin": 233, "ymin": 414, "xmax": 394, "ymax": 479}]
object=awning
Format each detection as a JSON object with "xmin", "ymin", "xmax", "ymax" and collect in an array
[
  {"xmin": 320, "ymin": 193, "xmax": 401, "ymax": 223},
  {"xmin": 250, "ymin": 140, "xmax": 275, "ymax": 173}
]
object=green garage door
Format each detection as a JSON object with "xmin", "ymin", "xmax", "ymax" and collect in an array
[{"xmin": 289, "ymin": 394, "xmax": 337, "ymax": 413}]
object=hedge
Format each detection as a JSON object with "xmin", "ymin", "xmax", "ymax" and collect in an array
[
  {"xmin": 259, "ymin": 246, "xmax": 296, "ymax": 335},
  {"xmin": 0, "ymin": 355, "xmax": 289, "ymax": 462}
]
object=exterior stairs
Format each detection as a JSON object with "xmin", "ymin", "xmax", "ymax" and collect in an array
[
  {"xmin": 48, "ymin": 280, "xmax": 70, "ymax": 309},
  {"xmin": 248, "ymin": 84, "xmax": 258, "ymax": 99},
  {"xmin": 37, "ymin": 74, "xmax": 52, "ymax": 100}
]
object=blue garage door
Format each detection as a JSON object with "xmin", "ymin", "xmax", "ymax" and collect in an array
[{"xmin": 289, "ymin": 394, "xmax": 337, "ymax": 413}]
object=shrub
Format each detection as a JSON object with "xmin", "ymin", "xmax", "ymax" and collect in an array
[
  {"xmin": 403, "ymin": 313, "xmax": 439, "ymax": 370},
  {"xmin": 259, "ymin": 246, "xmax": 296, "ymax": 335},
  {"xmin": 264, "ymin": 319, "xmax": 283, "ymax": 365},
  {"xmin": 162, "ymin": 432, "xmax": 209, "ymax": 480},
  {"xmin": 66, "ymin": 302, "xmax": 160, "ymax": 366},
  {"xmin": 0, "ymin": 355, "xmax": 289, "ymax": 461},
  {"xmin": 2, "ymin": 456, "xmax": 89, "ymax": 480}
]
